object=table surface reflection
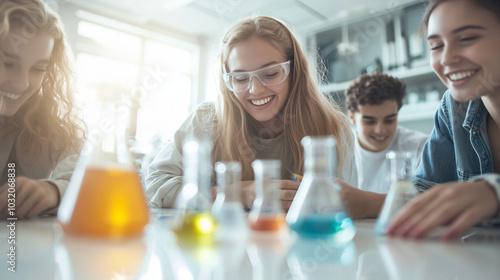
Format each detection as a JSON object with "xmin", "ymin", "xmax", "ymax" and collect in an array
[{"xmin": 1, "ymin": 210, "xmax": 499, "ymax": 280}]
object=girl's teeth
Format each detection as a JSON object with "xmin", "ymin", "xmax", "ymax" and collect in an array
[
  {"xmin": 449, "ymin": 71, "xmax": 475, "ymax": 81},
  {"xmin": 251, "ymin": 96, "xmax": 272, "ymax": 106},
  {"xmin": 0, "ymin": 90, "xmax": 21, "ymax": 100}
]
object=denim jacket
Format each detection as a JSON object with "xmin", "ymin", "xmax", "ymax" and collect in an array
[{"xmin": 414, "ymin": 91, "xmax": 500, "ymax": 211}]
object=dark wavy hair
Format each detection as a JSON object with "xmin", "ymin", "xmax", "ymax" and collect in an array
[
  {"xmin": 420, "ymin": 0, "xmax": 500, "ymax": 32},
  {"xmin": 345, "ymin": 73, "xmax": 406, "ymax": 113}
]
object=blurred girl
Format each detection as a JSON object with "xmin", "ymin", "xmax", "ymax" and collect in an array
[{"xmin": 0, "ymin": 0, "xmax": 84, "ymax": 219}]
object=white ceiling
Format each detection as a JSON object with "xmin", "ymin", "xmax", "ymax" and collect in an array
[{"xmin": 51, "ymin": 0, "xmax": 420, "ymax": 41}]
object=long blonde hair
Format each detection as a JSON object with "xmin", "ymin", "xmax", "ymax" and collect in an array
[
  {"xmin": 213, "ymin": 16, "xmax": 353, "ymax": 180},
  {"xmin": 0, "ymin": 0, "xmax": 84, "ymax": 163}
]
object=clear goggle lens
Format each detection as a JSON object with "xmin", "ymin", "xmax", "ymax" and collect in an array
[{"xmin": 223, "ymin": 61, "xmax": 291, "ymax": 93}]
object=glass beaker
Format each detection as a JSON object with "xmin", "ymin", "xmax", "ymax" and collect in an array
[
  {"xmin": 374, "ymin": 151, "xmax": 419, "ymax": 235},
  {"xmin": 286, "ymin": 136, "xmax": 355, "ymax": 242},
  {"xmin": 248, "ymin": 160, "xmax": 286, "ymax": 232},
  {"xmin": 173, "ymin": 137, "xmax": 216, "ymax": 243},
  {"xmin": 58, "ymin": 102, "xmax": 149, "ymax": 238},
  {"xmin": 212, "ymin": 161, "xmax": 248, "ymax": 240}
]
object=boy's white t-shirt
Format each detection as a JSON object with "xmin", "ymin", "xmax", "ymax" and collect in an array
[{"xmin": 354, "ymin": 125, "xmax": 428, "ymax": 194}]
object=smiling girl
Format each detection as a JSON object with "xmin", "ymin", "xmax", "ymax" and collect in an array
[
  {"xmin": 388, "ymin": 0, "xmax": 500, "ymax": 239},
  {"xmin": 146, "ymin": 16, "xmax": 357, "ymax": 211},
  {"xmin": 0, "ymin": 0, "xmax": 84, "ymax": 219}
]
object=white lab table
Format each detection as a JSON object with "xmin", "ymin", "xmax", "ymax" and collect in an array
[{"xmin": 1, "ymin": 210, "xmax": 499, "ymax": 280}]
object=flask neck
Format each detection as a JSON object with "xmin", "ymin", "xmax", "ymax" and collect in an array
[
  {"xmin": 252, "ymin": 160, "xmax": 281, "ymax": 212},
  {"xmin": 304, "ymin": 147, "xmax": 335, "ymax": 177},
  {"xmin": 88, "ymin": 102, "xmax": 134, "ymax": 168},
  {"xmin": 388, "ymin": 152, "xmax": 413, "ymax": 182},
  {"xmin": 182, "ymin": 139, "xmax": 213, "ymax": 208},
  {"xmin": 254, "ymin": 179, "xmax": 281, "ymax": 212},
  {"xmin": 219, "ymin": 185, "xmax": 241, "ymax": 202},
  {"xmin": 215, "ymin": 162, "xmax": 242, "ymax": 203}
]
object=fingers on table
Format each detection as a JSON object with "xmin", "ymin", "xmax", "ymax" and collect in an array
[
  {"xmin": 280, "ymin": 189, "xmax": 296, "ymax": 201},
  {"xmin": 388, "ymin": 186, "xmax": 454, "ymax": 238}
]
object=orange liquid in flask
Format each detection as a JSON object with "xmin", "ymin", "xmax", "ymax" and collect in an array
[
  {"xmin": 249, "ymin": 214, "xmax": 286, "ymax": 231},
  {"xmin": 60, "ymin": 167, "xmax": 149, "ymax": 238}
]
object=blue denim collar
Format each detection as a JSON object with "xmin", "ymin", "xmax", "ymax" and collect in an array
[{"xmin": 463, "ymin": 98, "xmax": 487, "ymax": 133}]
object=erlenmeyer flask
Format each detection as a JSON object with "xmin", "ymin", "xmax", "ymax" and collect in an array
[
  {"xmin": 173, "ymin": 137, "xmax": 216, "ymax": 243},
  {"xmin": 286, "ymin": 136, "xmax": 355, "ymax": 242},
  {"xmin": 375, "ymin": 151, "xmax": 419, "ymax": 235},
  {"xmin": 248, "ymin": 160, "xmax": 286, "ymax": 232},
  {"xmin": 58, "ymin": 101, "xmax": 149, "ymax": 238},
  {"xmin": 212, "ymin": 161, "xmax": 248, "ymax": 240}
]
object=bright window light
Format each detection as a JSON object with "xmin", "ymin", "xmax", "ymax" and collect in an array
[
  {"xmin": 144, "ymin": 40, "xmax": 193, "ymax": 73},
  {"xmin": 78, "ymin": 21, "xmax": 142, "ymax": 62},
  {"xmin": 75, "ymin": 53, "xmax": 139, "ymax": 129},
  {"xmin": 74, "ymin": 17, "xmax": 199, "ymax": 162}
]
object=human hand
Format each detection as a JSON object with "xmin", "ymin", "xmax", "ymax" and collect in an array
[
  {"xmin": 336, "ymin": 179, "xmax": 386, "ymax": 218},
  {"xmin": 239, "ymin": 180, "xmax": 300, "ymax": 212},
  {"xmin": 279, "ymin": 180, "xmax": 300, "ymax": 212},
  {"xmin": 0, "ymin": 176, "xmax": 60, "ymax": 219},
  {"xmin": 336, "ymin": 179, "xmax": 368, "ymax": 218},
  {"xmin": 211, "ymin": 186, "xmax": 218, "ymax": 201},
  {"xmin": 386, "ymin": 181, "xmax": 500, "ymax": 240},
  {"xmin": 240, "ymin": 180, "xmax": 256, "ymax": 209}
]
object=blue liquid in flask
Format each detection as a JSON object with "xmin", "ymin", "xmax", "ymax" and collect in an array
[
  {"xmin": 286, "ymin": 136, "xmax": 356, "ymax": 243},
  {"xmin": 290, "ymin": 212, "xmax": 356, "ymax": 242}
]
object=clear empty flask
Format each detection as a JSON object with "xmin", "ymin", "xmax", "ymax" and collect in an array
[
  {"xmin": 286, "ymin": 136, "xmax": 355, "ymax": 242},
  {"xmin": 173, "ymin": 137, "xmax": 217, "ymax": 243},
  {"xmin": 375, "ymin": 151, "xmax": 419, "ymax": 235},
  {"xmin": 58, "ymin": 102, "xmax": 149, "ymax": 238},
  {"xmin": 212, "ymin": 161, "xmax": 248, "ymax": 240},
  {"xmin": 248, "ymin": 160, "xmax": 287, "ymax": 232}
]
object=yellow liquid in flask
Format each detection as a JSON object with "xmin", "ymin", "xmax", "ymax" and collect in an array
[{"xmin": 59, "ymin": 167, "xmax": 149, "ymax": 238}]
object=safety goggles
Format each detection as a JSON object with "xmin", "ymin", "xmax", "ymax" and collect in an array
[{"xmin": 223, "ymin": 60, "xmax": 291, "ymax": 93}]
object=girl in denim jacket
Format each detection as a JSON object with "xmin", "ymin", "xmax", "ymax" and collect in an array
[{"xmin": 388, "ymin": 0, "xmax": 500, "ymax": 240}]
